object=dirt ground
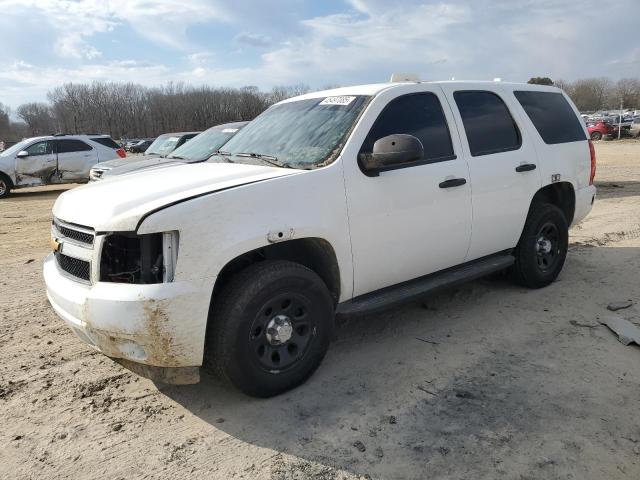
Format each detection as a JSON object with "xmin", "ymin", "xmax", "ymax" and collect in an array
[{"xmin": 1, "ymin": 141, "xmax": 639, "ymax": 480}]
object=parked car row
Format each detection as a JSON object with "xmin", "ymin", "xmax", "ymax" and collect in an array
[
  {"xmin": 0, "ymin": 124, "xmax": 246, "ymax": 198},
  {"xmin": 90, "ymin": 123, "xmax": 246, "ymax": 180}
]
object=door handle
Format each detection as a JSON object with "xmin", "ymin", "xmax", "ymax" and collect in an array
[
  {"xmin": 439, "ymin": 178, "xmax": 467, "ymax": 188},
  {"xmin": 515, "ymin": 163, "xmax": 536, "ymax": 172}
]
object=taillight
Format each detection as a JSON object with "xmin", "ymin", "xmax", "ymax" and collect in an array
[
  {"xmin": 588, "ymin": 139, "xmax": 596, "ymax": 185},
  {"xmin": 116, "ymin": 148, "xmax": 126, "ymax": 158}
]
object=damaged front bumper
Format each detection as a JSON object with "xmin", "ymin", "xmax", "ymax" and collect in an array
[{"xmin": 44, "ymin": 253, "xmax": 211, "ymax": 384}]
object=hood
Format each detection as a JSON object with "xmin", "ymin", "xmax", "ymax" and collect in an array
[
  {"xmin": 94, "ymin": 154, "xmax": 160, "ymax": 170},
  {"xmin": 54, "ymin": 162, "xmax": 299, "ymax": 231},
  {"xmin": 101, "ymin": 156, "xmax": 184, "ymax": 177}
]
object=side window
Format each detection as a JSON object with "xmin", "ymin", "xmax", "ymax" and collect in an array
[
  {"xmin": 360, "ymin": 93, "xmax": 455, "ymax": 163},
  {"xmin": 56, "ymin": 139, "xmax": 92, "ymax": 153},
  {"xmin": 514, "ymin": 91, "xmax": 587, "ymax": 144},
  {"xmin": 453, "ymin": 91, "xmax": 521, "ymax": 157},
  {"xmin": 25, "ymin": 141, "xmax": 53, "ymax": 156}
]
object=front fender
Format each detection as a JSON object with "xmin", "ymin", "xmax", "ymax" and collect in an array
[{"xmin": 137, "ymin": 164, "xmax": 353, "ymax": 302}]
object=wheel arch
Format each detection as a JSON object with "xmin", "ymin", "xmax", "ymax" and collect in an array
[
  {"xmin": 209, "ymin": 236, "xmax": 341, "ymax": 309},
  {"xmin": 529, "ymin": 181, "xmax": 576, "ymax": 225},
  {"xmin": 0, "ymin": 170, "xmax": 14, "ymax": 187}
]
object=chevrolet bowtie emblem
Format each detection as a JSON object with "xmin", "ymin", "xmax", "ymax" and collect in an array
[{"xmin": 51, "ymin": 237, "xmax": 61, "ymax": 253}]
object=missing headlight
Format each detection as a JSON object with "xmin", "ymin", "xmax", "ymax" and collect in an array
[{"xmin": 100, "ymin": 233, "xmax": 166, "ymax": 284}]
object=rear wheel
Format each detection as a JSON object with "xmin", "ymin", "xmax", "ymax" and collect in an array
[
  {"xmin": 207, "ymin": 260, "xmax": 334, "ymax": 397},
  {"xmin": 511, "ymin": 203, "xmax": 568, "ymax": 288},
  {"xmin": 0, "ymin": 174, "xmax": 11, "ymax": 199},
  {"xmin": 590, "ymin": 131, "xmax": 602, "ymax": 141}
]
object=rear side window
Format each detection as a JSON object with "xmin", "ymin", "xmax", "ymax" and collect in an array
[
  {"xmin": 514, "ymin": 91, "xmax": 587, "ymax": 144},
  {"xmin": 360, "ymin": 92, "xmax": 455, "ymax": 162},
  {"xmin": 454, "ymin": 91, "xmax": 521, "ymax": 157},
  {"xmin": 91, "ymin": 137, "xmax": 120, "ymax": 149},
  {"xmin": 56, "ymin": 140, "xmax": 92, "ymax": 153}
]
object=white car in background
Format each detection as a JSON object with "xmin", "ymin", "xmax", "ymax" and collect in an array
[{"xmin": 0, "ymin": 134, "xmax": 125, "ymax": 198}]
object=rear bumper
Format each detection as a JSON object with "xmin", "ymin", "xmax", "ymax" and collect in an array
[
  {"xmin": 44, "ymin": 253, "xmax": 212, "ymax": 372},
  {"xmin": 572, "ymin": 184, "xmax": 596, "ymax": 226}
]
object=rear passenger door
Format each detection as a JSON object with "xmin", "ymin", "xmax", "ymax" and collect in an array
[
  {"xmin": 441, "ymin": 86, "xmax": 542, "ymax": 260},
  {"xmin": 54, "ymin": 139, "xmax": 96, "ymax": 182}
]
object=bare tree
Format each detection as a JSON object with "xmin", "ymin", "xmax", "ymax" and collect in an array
[{"xmin": 16, "ymin": 102, "xmax": 55, "ymax": 136}]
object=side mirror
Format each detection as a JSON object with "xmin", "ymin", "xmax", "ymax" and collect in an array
[
  {"xmin": 16, "ymin": 150, "xmax": 29, "ymax": 158},
  {"xmin": 360, "ymin": 134, "xmax": 424, "ymax": 176}
]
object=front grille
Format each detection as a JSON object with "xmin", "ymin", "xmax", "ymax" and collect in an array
[
  {"xmin": 53, "ymin": 220, "xmax": 94, "ymax": 245},
  {"xmin": 55, "ymin": 252, "xmax": 90, "ymax": 281}
]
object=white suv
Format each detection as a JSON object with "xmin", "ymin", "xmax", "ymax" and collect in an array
[
  {"xmin": 44, "ymin": 81, "xmax": 596, "ymax": 397},
  {"xmin": 0, "ymin": 134, "xmax": 125, "ymax": 198}
]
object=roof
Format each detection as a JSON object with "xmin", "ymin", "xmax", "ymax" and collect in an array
[{"xmin": 280, "ymin": 80, "xmax": 562, "ymax": 104}]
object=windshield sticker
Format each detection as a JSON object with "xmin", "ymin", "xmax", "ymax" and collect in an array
[
  {"xmin": 319, "ymin": 96, "xmax": 356, "ymax": 106},
  {"xmin": 221, "ymin": 128, "xmax": 239, "ymax": 133}
]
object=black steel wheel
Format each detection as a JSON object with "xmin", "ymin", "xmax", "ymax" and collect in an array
[
  {"xmin": 207, "ymin": 260, "xmax": 333, "ymax": 397},
  {"xmin": 250, "ymin": 293, "xmax": 316, "ymax": 372},
  {"xmin": 535, "ymin": 222, "xmax": 561, "ymax": 273},
  {"xmin": 511, "ymin": 203, "xmax": 568, "ymax": 288}
]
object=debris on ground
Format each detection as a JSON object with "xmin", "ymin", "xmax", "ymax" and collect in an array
[
  {"xmin": 569, "ymin": 319, "xmax": 599, "ymax": 328},
  {"xmin": 607, "ymin": 300, "xmax": 633, "ymax": 312},
  {"xmin": 353, "ymin": 441, "xmax": 366, "ymax": 453},
  {"xmin": 599, "ymin": 317, "xmax": 640, "ymax": 346}
]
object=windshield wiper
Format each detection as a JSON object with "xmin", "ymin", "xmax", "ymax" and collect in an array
[
  {"xmin": 232, "ymin": 152, "xmax": 293, "ymax": 169},
  {"xmin": 209, "ymin": 150, "xmax": 235, "ymax": 163},
  {"xmin": 168, "ymin": 155, "xmax": 187, "ymax": 160}
]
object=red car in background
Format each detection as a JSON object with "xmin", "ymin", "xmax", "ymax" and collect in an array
[{"xmin": 586, "ymin": 120, "xmax": 615, "ymax": 141}]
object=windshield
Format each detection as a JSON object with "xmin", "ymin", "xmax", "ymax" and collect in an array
[
  {"xmin": 0, "ymin": 139, "xmax": 32, "ymax": 157},
  {"xmin": 213, "ymin": 95, "xmax": 369, "ymax": 169},
  {"xmin": 146, "ymin": 135, "xmax": 181, "ymax": 156},
  {"xmin": 167, "ymin": 126, "xmax": 241, "ymax": 161}
]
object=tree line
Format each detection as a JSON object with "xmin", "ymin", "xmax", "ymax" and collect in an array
[
  {"xmin": 2, "ymin": 77, "xmax": 639, "ymax": 143},
  {"xmin": 1, "ymin": 82, "xmax": 310, "ymax": 142},
  {"xmin": 529, "ymin": 76, "xmax": 640, "ymax": 112}
]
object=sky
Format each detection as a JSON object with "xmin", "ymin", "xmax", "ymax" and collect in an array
[{"xmin": 0, "ymin": 0, "xmax": 638, "ymax": 109}]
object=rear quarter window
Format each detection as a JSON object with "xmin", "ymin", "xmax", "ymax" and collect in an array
[
  {"xmin": 91, "ymin": 137, "xmax": 121, "ymax": 149},
  {"xmin": 514, "ymin": 91, "xmax": 587, "ymax": 144}
]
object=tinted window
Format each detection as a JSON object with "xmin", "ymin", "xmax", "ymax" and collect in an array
[
  {"xmin": 56, "ymin": 139, "xmax": 92, "ymax": 153},
  {"xmin": 90, "ymin": 137, "xmax": 120, "ymax": 149},
  {"xmin": 361, "ymin": 93, "xmax": 455, "ymax": 162},
  {"xmin": 454, "ymin": 91, "xmax": 521, "ymax": 156},
  {"xmin": 514, "ymin": 91, "xmax": 586, "ymax": 144},
  {"xmin": 25, "ymin": 141, "xmax": 53, "ymax": 156}
]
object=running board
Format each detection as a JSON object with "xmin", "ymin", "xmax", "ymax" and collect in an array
[{"xmin": 336, "ymin": 253, "xmax": 514, "ymax": 316}]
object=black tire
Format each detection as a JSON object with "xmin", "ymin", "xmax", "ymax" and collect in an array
[
  {"xmin": 0, "ymin": 173, "xmax": 11, "ymax": 199},
  {"xmin": 590, "ymin": 131, "xmax": 602, "ymax": 141},
  {"xmin": 511, "ymin": 203, "xmax": 568, "ymax": 289},
  {"xmin": 207, "ymin": 260, "xmax": 334, "ymax": 397}
]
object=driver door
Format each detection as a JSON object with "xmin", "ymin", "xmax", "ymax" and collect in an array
[
  {"xmin": 343, "ymin": 87, "xmax": 473, "ymax": 297},
  {"xmin": 14, "ymin": 140, "xmax": 56, "ymax": 186}
]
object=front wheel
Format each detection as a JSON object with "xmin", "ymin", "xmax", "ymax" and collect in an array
[
  {"xmin": 511, "ymin": 203, "xmax": 568, "ymax": 289},
  {"xmin": 207, "ymin": 260, "xmax": 334, "ymax": 397},
  {"xmin": 590, "ymin": 131, "xmax": 602, "ymax": 141},
  {"xmin": 0, "ymin": 174, "xmax": 11, "ymax": 199}
]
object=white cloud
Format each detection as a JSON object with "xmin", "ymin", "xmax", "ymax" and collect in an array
[
  {"xmin": 234, "ymin": 32, "xmax": 273, "ymax": 48},
  {"xmin": 0, "ymin": 0, "xmax": 230, "ymax": 57}
]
